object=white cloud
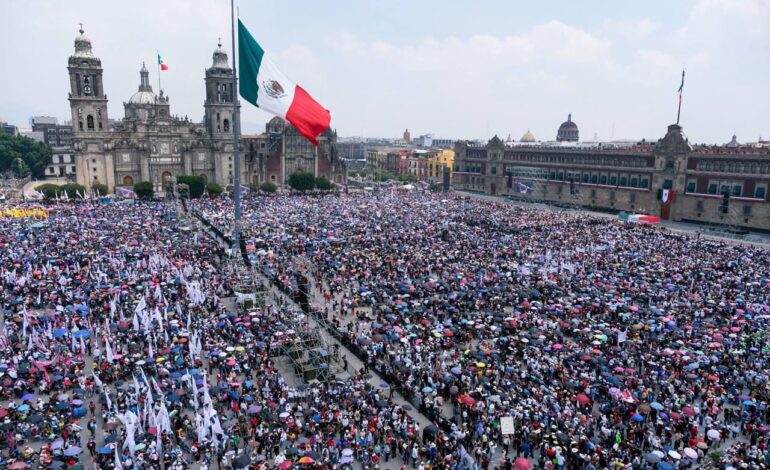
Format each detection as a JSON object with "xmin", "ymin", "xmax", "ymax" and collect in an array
[
  {"xmin": 602, "ymin": 19, "xmax": 658, "ymax": 39},
  {"xmin": 680, "ymin": 0, "xmax": 770, "ymax": 42}
]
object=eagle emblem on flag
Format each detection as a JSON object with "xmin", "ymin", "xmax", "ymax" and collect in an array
[{"xmin": 262, "ymin": 79, "xmax": 286, "ymax": 99}]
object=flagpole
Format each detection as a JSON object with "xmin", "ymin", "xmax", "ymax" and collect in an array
[
  {"xmin": 230, "ymin": 0, "xmax": 242, "ymax": 261},
  {"xmin": 676, "ymin": 69, "xmax": 685, "ymax": 125},
  {"xmin": 157, "ymin": 50, "xmax": 162, "ymax": 95}
]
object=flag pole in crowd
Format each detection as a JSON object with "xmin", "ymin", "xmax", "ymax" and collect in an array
[{"xmin": 230, "ymin": 0, "xmax": 243, "ymax": 260}]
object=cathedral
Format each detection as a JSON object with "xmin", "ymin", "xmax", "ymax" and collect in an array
[{"xmin": 67, "ymin": 27, "xmax": 345, "ymax": 192}]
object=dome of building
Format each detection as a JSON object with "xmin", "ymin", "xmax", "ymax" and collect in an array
[
  {"xmin": 212, "ymin": 39, "xmax": 230, "ymax": 70},
  {"xmin": 128, "ymin": 63, "xmax": 157, "ymax": 104},
  {"xmin": 128, "ymin": 91, "xmax": 158, "ymax": 104},
  {"xmin": 520, "ymin": 129, "xmax": 536, "ymax": 142},
  {"xmin": 556, "ymin": 113, "xmax": 579, "ymax": 142},
  {"xmin": 73, "ymin": 26, "xmax": 95, "ymax": 59}
]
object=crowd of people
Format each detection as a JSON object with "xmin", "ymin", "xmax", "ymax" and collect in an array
[
  {"xmin": 191, "ymin": 189, "xmax": 770, "ymax": 469},
  {"xmin": 0, "ymin": 198, "xmax": 441, "ymax": 470}
]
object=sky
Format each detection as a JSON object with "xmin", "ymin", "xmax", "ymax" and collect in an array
[{"xmin": 0, "ymin": 0, "xmax": 768, "ymax": 144}]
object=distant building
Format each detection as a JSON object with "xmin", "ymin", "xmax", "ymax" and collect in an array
[
  {"xmin": 556, "ymin": 113, "xmax": 579, "ymax": 142},
  {"xmin": 337, "ymin": 141, "xmax": 367, "ymax": 170},
  {"xmin": 431, "ymin": 138, "xmax": 454, "ymax": 148},
  {"xmin": 0, "ymin": 121, "xmax": 18, "ymax": 135},
  {"xmin": 428, "ymin": 149, "xmax": 454, "ymax": 182},
  {"xmin": 453, "ymin": 123, "xmax": 770, "ymax": 231},
  {"xmin": 31, "ymin": 116, "xmax": 73, "ymax": 148},
  {"xmin": 242, "ymin": 117, "xmax": 345, "ymax": 186},
  {"xmin": 403, "ymin": 128, "xmax": 411, "ymax": 144},
  {"xmin": 520, "ymin": 129, "xmax": 536, "ymax": 143}
]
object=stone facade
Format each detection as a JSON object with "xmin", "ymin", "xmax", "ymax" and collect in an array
[
  {"xmin": 243, "ymin": 117, "xmax": 346, "ymax": 186},
  {"xmin": 67, "ymin": 28, "xmax": 241, "ymax": 192},
  {"xmin": 453, "ymin": 124, "xmax": 770, "ymax": 231}
]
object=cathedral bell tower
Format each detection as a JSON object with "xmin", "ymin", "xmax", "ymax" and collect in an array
[
  {"xmin": 204, "ymin": 39, "xmax": 238, "ymax": 137},
  {"xmin": 68, "ymin": 25, "xmax": 108, "ymax": 134}
]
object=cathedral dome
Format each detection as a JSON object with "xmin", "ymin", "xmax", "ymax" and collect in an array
[
  {"xmin": 128, "ymin": 91, "xmax": 158, "ymax": 104},
  {"xmin": 520, "ymin": 129, "xmax": 536, "ymax": 142},
  {"xmin": 556, "ymin": 113, "xmax": 579, "ymax": 142}
]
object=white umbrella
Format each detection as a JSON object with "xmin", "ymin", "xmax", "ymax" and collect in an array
[
  {"xmin": 651, "ymin": 450, "xmax": 665, "ymax": 458},
  {"xmin": 668, "ymin": 450, "xmax": 681, "ymax": 460},
  {"xmin": 683, "ymin": 448, "xmax": 698, "ymax": 459},
  {"xmin": 707, "ymin": 429, "xmax": 721, "ymax": 440}
]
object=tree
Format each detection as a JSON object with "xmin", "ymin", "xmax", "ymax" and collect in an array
[
  {"xmin": 134, "ymin": 181, "xmax": 154, "ymax": 199},
  {"xmin": 176, "ymin": 175, "xmax": 206, "ymax": 198},
  {"xmin": 315, "ymin": 176, "xmax": 333, "ymax": 190},
  {"xmin": 206, "ymin": 182, "xmax": 223, "ymax": 196},
  {"xmin": 288, "ymin": 171, "xmax": 315, "ymax": 192},
  {"xmin": 35, "ymin": 183, "xmax": 61, "ymax": 200},
  {"xmin": 60, "ymin": 183, "xmax": 86, "ymax": 198},
  {"xmin": 397, "ymin": 173, "xmax": 417, "ymax": 182},
  {"xmin": 91, "ymin": 182, "xmax": 109, "ymax": 196},
  {"xmin": 0, "ymin": 132, "xmax": 52, "ymax": 178},
  {"xmin": 260, "ymin": 182, "xmax": 277, "ymax": 193}
]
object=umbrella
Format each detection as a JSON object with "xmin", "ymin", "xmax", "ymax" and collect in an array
[
  {"xmin": 63, "ymin": 446, "xmax": 82, "ymax": 456},
  {"xmin": 644, "ymin": 453, "xmax": 661, "ymax": 464},
  {"xmin": 72, "ymin": 330, "xmax": 90, "ymax": 339},
  {"xmin": 298, "ymin": 457, "xmax": 314, "ymax": 464},
  {"xmin": 8, "ymin": 462, "xmax": 28, "ymax": 469},
  {"xmin": 707, "ymin": 429, "xmax": 721, "ymax": 440},
  {"xmin": 21, "ymin": 393, "xmax": 35, "ymax": 401},
  {"xmin": 514, "ymin": 458, "xmax": 531, "ymax": 470},
  {"xmin": 97, "ymin": 447, "xmax": 112, "ymax": 454},
  {"xmin": 668, "ymin": 450, "xmax": 681, "ymax": 460},
  {"xmin": 233, "ymin": 454, "xmax": 251, "ymax": 468},
  {"xmin": 683, "ymin": 448, "xmax": 698, "ymax": 459},
  {"xmin": 656, "ymin": 463, "xmax": 674, "ymax": 470},
  {"xmin": 575, "ymin": 393, "xmax": 590, "ymax": 406},
  {"xmin": 650, "ymin": 402, "xmax": 664, "ymax": 411}
]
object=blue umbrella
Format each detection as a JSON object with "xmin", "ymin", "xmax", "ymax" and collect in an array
[
  {"xmin": 53, "ymin": 328, "xmax": 69, "ymax": 338},
  {"xmin": 631, "ymin": 413, "xmax": 644, "ymax": 422},
  {"xmin": 379, "ymin": 383, "xmax": 389, "ymax": 389},
  {"xmin": 17, "ymin": 404, "xmax": 30, "ymax": 412},
  {"xmin": 422, "ymin": 386, "xmax": 434, "ymax": 393},
  {"xmin": 650, "ymin": 402, "xmax": 664, "ymax": 411},
  {"xmin": 72, "ymin": 330, "xmax": 90, "ymax": 339},
  {"xmin": 97, "ymin": 447, "xmax": 112, "ymax": 454},
  {"xmin": 63, "ymin": 446, "xmax": 82, "ymax": 456},
  {"xmin": 21, "ymin": 393, "xmax": 35, "ymax": 401},
  {"xmin": 657, "ymin": 462, "xmax": 674, "ymax": 470}
]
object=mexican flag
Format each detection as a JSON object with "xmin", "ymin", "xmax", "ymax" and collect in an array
[
  {"xmin": 157, "ymin": 53, "xmax": 168, "ymax": 71},
  {"xmin": 238, "ymin": 19, "xmax": 331, "ymax": 145}
]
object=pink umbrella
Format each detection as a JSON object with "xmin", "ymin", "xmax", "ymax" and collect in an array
[
  {"xmin": 514, "ymin": 458, "xmax": 531, "ymax": 470},
  {"xmin": 552, "ymin": 343, "xmax": 563, "ymax": 350}
]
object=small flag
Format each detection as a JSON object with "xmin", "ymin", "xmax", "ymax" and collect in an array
[
  {"xmin": 158, "ymin": 53, "xmax": 168, "ymax": 71},
  {"xmin": 677, "ymin": 69, "xmax": 685, "ymax": 93}
]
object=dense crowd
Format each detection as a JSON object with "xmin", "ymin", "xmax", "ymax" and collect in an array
[
  {"xmin": 192, "ymin": 190, "xmax": 770, "ymax": 469},
  {"xmin": 0, "ymin": 198, "xmax": 434, "ymax": 470}
]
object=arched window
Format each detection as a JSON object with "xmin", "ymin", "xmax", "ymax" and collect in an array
[
  {"xmin": 78, "ymin": 121, "xmax": 83, "ymax": 131},
  {"xmin": 123, "ymin": 175, "xmax": 134, "ymax": 185},
  {"xmin": 87, "ymin": 115, "xmax": 94, "ymax": 130},
  {"xmin": 223, "ymin": 119, "xmax": 230, "ymax": 132}
]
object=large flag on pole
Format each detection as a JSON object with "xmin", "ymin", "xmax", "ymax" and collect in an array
[
  {"xmin": 238, "ymin": 20, "xmax": 331, "ymax": 145},
  {"xmin": 157, "ymin": 53, "xmax": 168, "ymax": 71}
]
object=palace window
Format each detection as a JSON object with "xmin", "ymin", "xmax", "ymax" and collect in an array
[
  {"xmin": 610, "ymin": 176, "xmax": 617, "ymax": 185},
  {"xmin": 755, "ymin": 186, "xmax": 766, "ymax": 199},
  {"xmin": 600, "ymin": 175, "xmax": 607, "ymax": 185},
  {"xmin": 663, "ymin": 179, "xmax": 673, "ymax": 190},
  {"xmin": 732, "ymin": 185, "xmax": 742, "ymax": 197},
  {"xmin": 630, "ymin": 177, "xmax": 638, "ymax": 188},
  {"xmin": 87, "ymin": 115, "xmax": 94, "ymax": 130},
  {"xmin": 708, "ymin": 183, "xmax": 718, "ymax": 195},
  {"xmin": 640, "ymin": 178, "xmax": 649, "ymax": 189},
  {"xmin": 619, "ymin": 176, "xmax": 628, "ymax": 187},
  {"xmin": 686, "ymin": 181, "xmax": 696, "ymax": 193}
]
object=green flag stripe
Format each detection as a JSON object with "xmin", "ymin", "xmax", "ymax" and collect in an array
[{"xmin": 238, "ymin": 20, "xmax": 265, "ymax": 107}]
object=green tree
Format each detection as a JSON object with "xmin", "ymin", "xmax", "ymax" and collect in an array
[
  {"xmin": 134, "ymin": 181, "xmax": 154, "ymax": 200},
  {"xmin": 315, "ymin": 176, "xmax": 333, "ymax": 190},
  {"xmin": 206, "ymin": 182, "xmax": 223, "ymax": 196},
  {"xmin": 35, "ymin": 183, "xmax": 61, "ymax": 200},
  {"xmin": 176, "ymin": 175, "xmax": 206, "ymax": 198},
  {"xmin": 0, "ymin": 132, "xmax": 53, "ymax": 178},
  {"xmin": 91, "ymin": 182, "xmax": 108, "ymax": 196},
  {"xmin": 260, "ymin": 182, "xmax": 277, "ymax": 193},
  {"xmin": 60, "ymin": 183, "xmax": 86, "ymax": 198},
  {"xmin": 397, "ymin": 173, "xmax": 417, "ymax": 182},
  {"xmin": 288, "ymin": 171, "xmax": 315, "ymax": 192}
]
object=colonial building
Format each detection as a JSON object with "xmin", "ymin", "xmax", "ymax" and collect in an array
[
  {"xmin": 242, "ymin": 117, "xmax": 346, "ymax": 186},
  {"xmin": 66, "ymin": 27, "xmax": 344, "ymax": 192},
  {"xmin": 67, "ymin": 27, "xmax": 239, "ymax": 192},
  {"xmin": 453, "ymin": 124, "xmax": 770, "ymax": 231}
]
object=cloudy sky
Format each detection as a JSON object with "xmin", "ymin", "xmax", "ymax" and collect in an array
[{"xmin": 1, "ymin": 0, "xmax": 768, "ymax": 144}]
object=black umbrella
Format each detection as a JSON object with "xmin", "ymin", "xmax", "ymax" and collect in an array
[{"xmin": 233, "ymin": 453, "xmax": 251, "ymax": 468}]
